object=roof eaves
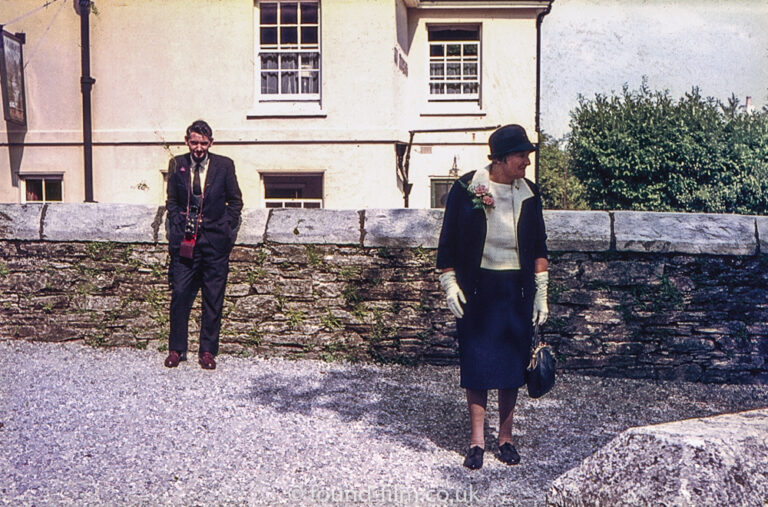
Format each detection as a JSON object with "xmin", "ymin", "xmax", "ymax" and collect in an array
[{"xmin": 406, "ymin": 0, "xmax": 553, "ymax": 9}]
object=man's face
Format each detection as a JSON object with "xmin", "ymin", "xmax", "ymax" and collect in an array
[{"xmin": 185, "ymin": 132, "xmax": 212, "ymax": 162}]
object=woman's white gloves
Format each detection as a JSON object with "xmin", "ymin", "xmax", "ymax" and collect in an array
[
  {"xmin": 439, "ymin": 271, "xmax": 466, "ymax": 319},
  {"xmin": 440, "ymin": 270, "xmax": 548, "ymax": 323},
  {"xmin": 533, "ymin": 271, "xmax": 549, "ymax": 325}
]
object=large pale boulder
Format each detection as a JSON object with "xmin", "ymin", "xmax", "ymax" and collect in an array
[{"xmin": 547, "ymin": 408, "xmax": 768, "ymax": 506}]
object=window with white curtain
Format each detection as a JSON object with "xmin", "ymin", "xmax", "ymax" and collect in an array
[
  {"xmin": 428, "ymin": 25, "xmax": 480, "ymax": 101},
  {"xmin": 258, "ymin": 1, "xmax": 320, "ymax": 100}
]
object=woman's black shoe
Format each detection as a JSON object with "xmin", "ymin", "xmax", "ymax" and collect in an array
[
  {"xmin": 463, "ymin": 446, "xmax": 484, "ymax": 470},
  {"xmin": 498, "ymin": 442, "xmax": 521, "ymax": 465}
]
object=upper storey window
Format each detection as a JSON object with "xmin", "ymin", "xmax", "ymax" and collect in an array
[
  {"xmin": 428, "ymin": 26, "xmax": 480, "ymax": 101},
  {"xmin": 258, "ymin": 1, "xmax": 320, "ymax": 100}
]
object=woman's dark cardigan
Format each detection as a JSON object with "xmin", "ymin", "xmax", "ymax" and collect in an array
[{"xmin": 436, "ymin": 170, "xmax": 548, "ymax": 306}]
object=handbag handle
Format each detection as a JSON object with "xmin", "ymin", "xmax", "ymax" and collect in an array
[
  {"xmin": 531, "ymin": 322, "xmax": 541, "ymax": 350},
  {"xmin": 528, "ymin": 323, "xmax": 541, "ymax": 370}
]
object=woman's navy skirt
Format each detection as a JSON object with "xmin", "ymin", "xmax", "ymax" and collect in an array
[{"xmin": 456, "ymin": 269, "xmax": 532, "ymax": 390}]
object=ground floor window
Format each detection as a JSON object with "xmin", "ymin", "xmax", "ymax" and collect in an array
[
  {"xmin": 262, "ymin": 172, "xmax": 323, "ymax": 208},
  {"xmin": 21, "ymin": 176, "xmax": 62, "ymax": 203},
  {"xmin": 430, "ymin": 178, "xmax": 454, "ymax": 208}
]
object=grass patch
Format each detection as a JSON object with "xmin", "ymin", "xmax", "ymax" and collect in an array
[
  {"xmin": 337, "ymin": 266, "xmax": 360, "ymax": 280},
  {"xmin": 246, "ymin": 326, "xmax": 263, "ymax": 346},
  {"xmin": 320, "ymin": 339, "xmax": 351, "ymax": 362},
  {"xmin": 285, "ymin": 308, "xmax": 306, "ymax": 329},
  {"xmin": 412, "ymin": 245, "xmax": 432, "ymax": 262},
  {"xmin": 245, "ymin": 268, "xmax": 267, "ymax": 285},
  {"xmin": 85, "ymin": 241, "xmax": 118, "ymax": 261},
  {"xmin": 320, "ymin": 308, "xmax": 343, "ymax": 331},
  {"xmin": 76, "ymin": 282, "xmax": 96, "ymax": 295},
  {"xmin": 74, "ymin": 262, "xmax": 100, "ymax": 278},
  {"xmin": 342, "ymin": 284, "xmax": 362, "ymax": 307},
  {"xmin": 305, "ymin": 245, "xmax": 324, "ymax": 266},
  {"xmin": 253, "ymin": 249, "xmax": 268, "ymax": 266}
]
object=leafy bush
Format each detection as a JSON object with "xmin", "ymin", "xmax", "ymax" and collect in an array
[
  {"xmin": 567, "ymin": 83, "xmax": 768, "ymax": 214},
  {"xmin": 538, "ymin": 131, "xmax": 589, "ymax": 210}
]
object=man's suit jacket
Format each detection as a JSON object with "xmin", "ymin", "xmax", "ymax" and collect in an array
[
  {"xmin": 436, "ymin": 170, "xmax": 548, "ymax": 304},
  {"xmin": 166, "ymin": 152, "xmax": 243, "ymax": 254}
]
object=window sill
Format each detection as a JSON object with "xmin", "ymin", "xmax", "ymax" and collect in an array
[
  {"xmin": 420, "ymin": 101, "xmax": 485, "ymax": 117},
  {"xmin": 247, "ymin": 101, "xmax": 327, "ymax": 118}
]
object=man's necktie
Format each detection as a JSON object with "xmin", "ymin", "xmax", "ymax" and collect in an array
[{"xmin": 193, "ymin": 163, "xmax": 202, "ymax": 196}]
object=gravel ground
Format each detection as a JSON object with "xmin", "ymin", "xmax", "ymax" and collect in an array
[{"xmin": 2, "ymin": 340, "xmax": 767, "ymax": 506}]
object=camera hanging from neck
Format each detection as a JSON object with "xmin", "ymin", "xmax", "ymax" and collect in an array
[{"xmin": 180, "ymin": 161, "xmax": 205, "ymax": 259}]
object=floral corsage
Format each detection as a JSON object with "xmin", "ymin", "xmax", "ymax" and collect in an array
[{"xmin": 459, "ymin": 181, "xmax": 495, "ymax": 210}]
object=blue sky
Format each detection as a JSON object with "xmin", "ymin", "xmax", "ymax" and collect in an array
[{"xmin": 539, "ymin": 0, "xmax": 768, "ymax": 139}]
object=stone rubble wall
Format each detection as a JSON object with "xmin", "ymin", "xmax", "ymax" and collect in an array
[
  {"xmin": 1, "ymin": 204, "xmax": 767, "ymax": 383},
  {"xmin": 546, "ymin": 408, "xmax": 768, "ymax": 506}
]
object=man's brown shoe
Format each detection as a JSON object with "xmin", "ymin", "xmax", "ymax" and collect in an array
[
  {"xmin": 164, "ymin": 350, "xmax": 186, "ymax": 368},
  {"xmin": 199, "ymin": 352, "xmax": 216, "ymax": 370}
]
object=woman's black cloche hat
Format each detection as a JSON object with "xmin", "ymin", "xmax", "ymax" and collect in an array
[{"xmin": 488, "ymin": 124, "xmax": 536, "ymax": 160}]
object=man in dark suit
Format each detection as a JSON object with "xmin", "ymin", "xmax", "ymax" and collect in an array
[{"xmin": 164, "ymin": 120, "xmax": 243, "ymax": 370}]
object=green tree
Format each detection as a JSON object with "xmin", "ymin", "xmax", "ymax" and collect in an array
[
  {"xmin": 568, "ymin": 83, "xmax": 768, "ymax": 214},
  {"xmin": 537, "ymin": 131, "xmax": 588, "ymax": 209}
]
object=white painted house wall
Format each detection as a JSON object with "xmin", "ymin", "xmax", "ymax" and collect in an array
[{"xmin": 0, "ymin": 0, "xmax": 551, "ymax": 208}]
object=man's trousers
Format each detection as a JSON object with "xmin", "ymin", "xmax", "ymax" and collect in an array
[{"xmin": 168, "ymin": 231, "xmax": 230, "ymax": 356}]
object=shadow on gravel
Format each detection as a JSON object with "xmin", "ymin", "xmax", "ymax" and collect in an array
[
  {"xmin": 243, "ymin": 365, "xmax": 470, "ymax": 454},
  {"xmin": 242, "ymin": 365, "xmax": 768, "ymax": 499}
]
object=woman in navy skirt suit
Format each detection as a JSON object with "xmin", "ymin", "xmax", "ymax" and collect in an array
[{"xmin": 436, "ymin": 124, "xmax": 549, "ymax": 470}]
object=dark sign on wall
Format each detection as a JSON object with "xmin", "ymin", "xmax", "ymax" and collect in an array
[{"xmin": 0, "ymin": 30, "xmax": 27, "ymax": 125}]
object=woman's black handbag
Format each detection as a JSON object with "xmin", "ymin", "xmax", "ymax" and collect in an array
[{"xmin": 526, "ymin": 323, "xmax": 556, "ymax": 398}]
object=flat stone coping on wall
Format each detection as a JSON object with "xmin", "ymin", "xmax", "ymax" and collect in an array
[
  {"xmin": 236, "ymin": 208, "xmax": 270, "ymax": 245},
  {"xmin": 42, "ymin": 204, "xmax": 163, "ymax": 243},
  {"xmin": 265, "ymin": 208, "xmax": 361, "ymax": 245},
  {"xmin": 546, "ymin": 408, "xmax": 768, "ymax": 506},
  {"xmin": 363, "ymin": 209, "xmax": 444, "ymax": 248},
  {"xmin": 756, "ymin": 216, "xmax": 768, "ymax": 254},
  {"xmin": 614, "ymin": 211, "xmax": 758, "ymax": 255},
  {"xmin": 0, "ymin": 204, "xmax": 764, "ymax": 255},
  {"xmin": 0, "ymin": 203, "xmax": 44, "ymax": 241},
  {"xmin": 544, "ymin": 210, "xmax": 611, "ymax": 252}
]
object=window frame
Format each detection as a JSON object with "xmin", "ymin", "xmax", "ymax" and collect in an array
[
  {"xmin": 430, "ymin": 177, "xmax": 455, "ymax": 209},
  {"xmin": 261, "ymin": 172, "xmax": 324, "ymax": 209},
  {"xmin": 19, "ymin": 174, "xmax": 63, "ymax": 203},
  {"xmin": 256, "ymin": 0, "xmax": 321, "ymax": 103},
  {"xmin": 427, "ymin": 24, "xmax": 481, "ymax": 103}
]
